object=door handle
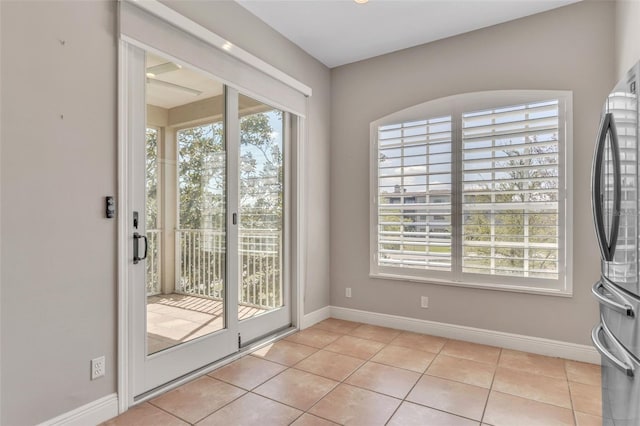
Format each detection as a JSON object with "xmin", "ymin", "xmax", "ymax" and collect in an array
[
  {"xmin": 133, "ymin": 232, "xmax": 148, "ymax": 264},
  {"xmin": 592, "ymin": 112, "xmax": 621, "ymax": 261},
  {"xmin": 592, "ymin": 318, "xmax": 635, "ymax": 377},
  {"xmin": 592, "ymin": 277, "xmax": 635, "ymax": 318}
]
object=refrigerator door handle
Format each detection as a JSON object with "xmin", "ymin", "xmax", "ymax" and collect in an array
[
  {"xmin": 592, "ymin": 319, "xmax": 635, "ymax": 377},
  {"xmin": 592, "ymin": 112, "xmax": 621, "ymax": 261},
  {"xmin": 592, "ymin": 277, "xmax": 635, "ymax": 318}
]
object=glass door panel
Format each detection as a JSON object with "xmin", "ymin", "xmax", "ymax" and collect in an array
[
  {"xmin": 145, "ymin": 51, "xmax": 228, "ymax": 355},
  {"xmin": 237, "ymin": 94, "xmax": 290, "ymax": 342},
  {"xmin": 239, "ymin": 95, "xmax": 284, "ymax": 317}
]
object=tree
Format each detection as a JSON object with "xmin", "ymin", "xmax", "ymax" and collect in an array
[
  {"xmin": 238, "ymin": 112, "xmax": 284, "ymax": 307},
  {"xmin": 496, "ymin": 138, "xmax": 558, "ymax": 275},
  {"xmin": 146, "ymin": 128, "xmax": 159, "ymax": 229},
  {"xmin": 173, "ymin": 111, "xmax": 285, "ymax": 307},
  {"xmin": 239, "ymin": 112, "xmax": 283, "ymax": 231},
  {"xmin": 463, "ymin": 135, "xmax": 559, "ymax": 277},
  {"xmin": 178, "ymin": 123, "xmax": 225, "ymax": 231},
  {"xmin": 145, "ymin": 128, "xmax": 160, "ymax": 294},
  {"xmin": 175, "ymin": 113, "xmax": 284, "ymax": 231}
]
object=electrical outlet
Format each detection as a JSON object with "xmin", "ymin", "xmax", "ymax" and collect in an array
[
  {"xmin": 421, "ymin": 296, "xmax": 429, "ymax": 308},
  {"xmin": 346, "ymin": 287, "xmax": 352, "ymax": 298},
  {"xmin": 91, "ymin": 356, "xmax": 105, "ymax": 380}
]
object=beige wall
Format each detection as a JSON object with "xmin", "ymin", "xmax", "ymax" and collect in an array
[
  {"xmin": 0, "ymin": 0, "xmax": 331, "ymax": 424},
  {"xmin": 330, "ymin": 1, "xmax": 615, "ymax": 345},
  {"xmin": 1, "ymin": 2, "xmax": 117, "ymax": 424},
  {"xmin": 147, "ymin": 104, "xmax": 169, "ymax": 127},
  {"xmin": 615, "ymin": 0, "xmax": 640, "ymax": 78}
]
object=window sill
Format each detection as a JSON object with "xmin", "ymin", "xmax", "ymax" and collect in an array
[{"xmin": 369, "ymin": 272, "xmax": 573, "ymax": 298}]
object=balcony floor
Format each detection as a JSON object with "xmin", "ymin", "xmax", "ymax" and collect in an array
[{"xmin": 147, "ymin": 293, "xmax": 266, "ymax": 354}]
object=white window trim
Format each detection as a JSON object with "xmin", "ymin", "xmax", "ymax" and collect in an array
[{"xmin": 369, "ymin": 90, "xmax": 573, "ymax": 297}]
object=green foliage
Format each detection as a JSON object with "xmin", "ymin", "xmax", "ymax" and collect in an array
[
  {"xmin": 171, "ymin": 111, "xmax": 284, "ymax": 306},
  {"xmin": 239, "ymin": 112, "xmax": 284, "ymax": 230},
  {"xmin": 175, "ymin": 113, "xmax": 284, "ymax": 231},
  {"xmin": 146, "ymin": 128, "xmax": 159, "ymax": 230},
  {"xmin": 178, "ymin": 123, "xmax": 225, "ymax": 230},
  {"xmin": 463, "ymin": 137, "xmax": 559, "ymax": 276},
  {"xmin": 145, "ymin": 128, "xmax": 160, "ymax": 294}
]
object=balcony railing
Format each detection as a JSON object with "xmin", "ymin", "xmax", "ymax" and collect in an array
[
  {"xmin": 238, "ymin": 230, "xmax": 283, "ymax": 309},
  {"xmin": 146, "ymin": 229, "xmax": 282, "ymax": 309},
  {"xmin": 146, "ymin": 230, "xmax": 161, "ymax": 296}
]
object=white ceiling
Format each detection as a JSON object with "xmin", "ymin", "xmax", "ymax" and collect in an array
[
  {"xmin": 236, "ymin": 0, "xmax": 580, "ymax": 68},
  {"xmin": 146, "ymin": 53, "xmax": 223, "ymax": 109}
]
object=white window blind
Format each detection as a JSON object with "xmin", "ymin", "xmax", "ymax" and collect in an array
[
  {"xmin": 370, "ymin": 91, "xmax": 572, "ymax": 294},
  {"xmin": 377, "ymin": 117, "xmax": 453, "ymax": 271},
  {"xmin": 461, "ymin": 101, "xmax": 560, "ymax": 280}
]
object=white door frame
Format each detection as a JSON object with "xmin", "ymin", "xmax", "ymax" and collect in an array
[{"xmin": 117, "ymin": 37, "xmax": 308, "ymax": 411}]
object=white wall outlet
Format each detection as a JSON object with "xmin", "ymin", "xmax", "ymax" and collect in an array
[
  {"xmin": 421, "ymin": 296, "xmax": 429, "ymax": 308},
  {"xmin": 91, "ymin": 356, "xmax": 105, "ymax": 380},
  {"xmin": 345, "ymin": 287, "xmax": 352, "ymax": 298}
]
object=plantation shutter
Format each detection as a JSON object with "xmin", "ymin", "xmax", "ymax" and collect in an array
[
  {"xmin": 376, "ymin": 116, "xmax": 453, "ymax": 272},
  {"xmin": 460, "ymin": 100, "xmax": 560, "ymax": 280}
]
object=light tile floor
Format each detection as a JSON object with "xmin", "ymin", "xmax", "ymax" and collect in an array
[{"xmin": 105, "ymin": 318, "xmax": 602, "ymax": 426}]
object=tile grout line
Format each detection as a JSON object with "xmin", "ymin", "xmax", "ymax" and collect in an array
[
  {"xmin": 189, "ymin": 388, "xmax": 248, "ymax": 425},
  {"xmin": 292, "ymin": 322, "xmax": 598, "ymax": 423},
  {"xmin": 207, "ymin": 357, "xmax": 285, "ymax": 391},
  {"xmin": 385, "ymin": 336, "xmax": 495, "ymax": 425},
  {"xmin": 135, "ymin": 319, "xmax": 601, "ymax": 426},
  {"xmin": 563, "ymin": 358, "xmax": 581, "ymax": 426},
  {"xmin": 423, "ymin": 354, "xmax": 496, "ymax": 390},
  {"xmin": 295, "ymin": 323, "xmax": 362, "ymax": 424},
  {"xmin": 567, "ymin": 373, "xmax": 579, "ymax": 424},
  {"xmin": 407, "ymin": 339, "xmax": 497, "ymax": 424},
  {"xmin": 382, "ymin": 340, "xmax": 440, "ymax": 426},
  {"xmin": 479, "ymin": 347, "xmax": 502, "ymax": 424},
  {"xmin": 169, "ymin": 351, "xmax": 312, "ymax": 425},
  {"xmin": 493, "ymin": 357, "xmax": 583, "ymax": 411},
  {"xmin": 351, "ymin": 328, "xmax": 480, "ymax": 424},
  {"xmin": 249, "ymin": 339, "xmax": 324, "ymax": 368},
  {"xmin": 249, "ymin": 325, "xmax": 359, "ymax": 425},
  {"xmin": 244, "ymin": 387, "xmax": 325, "ymax": 421},
  {"xmin": 295, "ymin": 323, "xmax": 403, "ymax": 425},
  {"xmin": 215, "ymin": 344, "xmax": 334, "ymax": 422},
  {"xmin": 197, "ymin": 371, "xmax": 339, "ymax": 424},
  {"xmin": 308, "ymin": 331, "xmax": 493, "ymax": 425},
  {"xmin": 143, "ymin": 402, "xmax": 193, "ymax": 425}
]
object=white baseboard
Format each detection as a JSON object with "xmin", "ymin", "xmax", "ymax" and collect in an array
[
  {"xmin": 38, "ymin": 393, "xmax": 119, "ymax": 426},
  {"xmin": 301, "ymin": 306, "xmax": 331, "ymax": 329},
  {"xmin": 331, "ymin": 306, "xmax": 600, "ymax": 364}
]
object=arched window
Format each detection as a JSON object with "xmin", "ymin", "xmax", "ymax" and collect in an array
[{"xmin": 370, "ymin": 91, "xmax": 573, "ymax": 294}]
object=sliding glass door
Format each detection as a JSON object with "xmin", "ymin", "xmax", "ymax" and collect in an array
[{"xmin": 128, "ymin": 47, "xmax": 291, "ymax": 397}]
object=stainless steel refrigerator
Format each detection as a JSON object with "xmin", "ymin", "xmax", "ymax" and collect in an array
[{"xmin": 591, "ymin": 61, "xmax": 640, "ymax": 426}]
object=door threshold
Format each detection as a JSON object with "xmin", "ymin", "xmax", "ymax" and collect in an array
[{"xmin": 132, "ymin": 325, "xmax": 298, "ymax": 405}]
